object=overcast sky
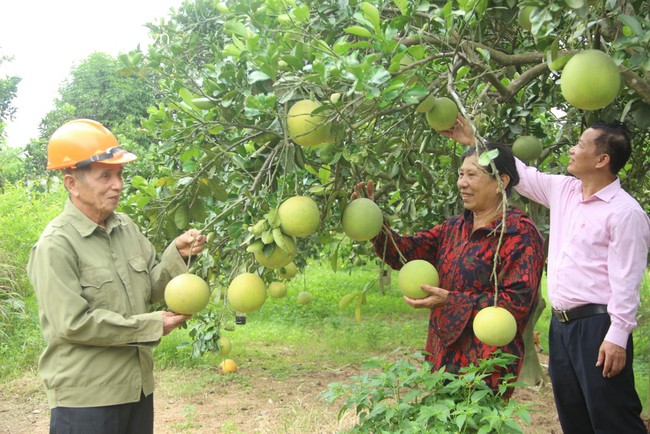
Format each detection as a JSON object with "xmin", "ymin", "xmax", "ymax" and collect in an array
[{"xmin": 0, "ymin": 0, "xmax": 185, "ymax": 148}]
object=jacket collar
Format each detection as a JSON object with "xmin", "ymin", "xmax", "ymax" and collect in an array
[{"xmin": 63, "ymin": 198, "xmax": 126, "ymax": 237}]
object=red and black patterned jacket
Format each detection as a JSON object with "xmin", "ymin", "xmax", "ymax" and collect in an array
[{"xmin": 373, "ymin": 207, "xmax": 545, "ymax": 398}]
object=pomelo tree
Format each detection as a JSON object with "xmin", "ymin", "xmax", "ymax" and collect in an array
[{"xmin": 116, "ymin": 0, "xmax": 649, "ymax": 384}]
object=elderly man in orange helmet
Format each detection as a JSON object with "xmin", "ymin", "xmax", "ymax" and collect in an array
[{"xmin": 28, "ymin": 119, "xmax": 207, "ymax": 434}]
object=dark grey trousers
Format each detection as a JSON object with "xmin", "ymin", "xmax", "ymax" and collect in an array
[{"xmin": 49, "ymin": 392, "xmax": 153, "ymax": 434}]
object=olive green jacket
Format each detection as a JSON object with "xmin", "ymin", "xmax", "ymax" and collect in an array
[{"xmin": 27, "ymin": 199, "xmax": 187, "ymax": 408}]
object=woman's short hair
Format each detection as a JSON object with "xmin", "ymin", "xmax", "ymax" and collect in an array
[{"xmin": 462, "ymin": 143, "xmax": 520, "ymax": 196}]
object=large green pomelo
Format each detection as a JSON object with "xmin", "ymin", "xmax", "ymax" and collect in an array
[
  {"xmin": 473, "ymin": 306, "xmax": 517, "ymax": 346},
  {"xmin": 512, "ymin": 136, "xmax": 543, "ymax": 162},
  {"xmin": 278, "ymin": 262, "xmax": 298, "ymax": 280},
  {"xmin": 425, "ymin": 97, "xmax": 458, "ymax": 131},
  {"xmin": 560, "ymin": 50, "xmax": 621, "ymax": 111},
  {"xmin": 517, "ymin": 6, "xmax": 533, "ymax": 31},
  {"xmin": 287, "ymin": 100, "xmax": 332, "ymax": 147},
  {"xmin": 278, "ymin": 196, "xmax": 320, "ymax": 237},
  {"xmin": 342, "ymin": 198, "xmax": 383, "ymax": 241},
  {"xmin": 253, "ymin": 235, "xmax": 296, "ymax": 269},
  {"xmin": 227, "ymin": 272, "xmax": 267, "ymax": 313},
  {"xmin": 397, "ymin": 260, "xmax": 439, "ymax": 299},
  {"xmin": 164, "ymin": 273, "xmax": 210, "ymax": 314}
]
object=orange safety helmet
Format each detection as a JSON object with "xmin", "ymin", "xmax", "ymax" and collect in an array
[{"xmin": 46, "ymin": 119, "xmax": 137, "ymax": 170}]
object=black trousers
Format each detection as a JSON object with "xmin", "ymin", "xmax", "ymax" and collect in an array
[
  {"xmin": 548, "ymin": 314, "xmax": 646, "ymax": 434},
  {"xmin": 50, "ymin": 392, "xmax": 153, "ymax": 434}
]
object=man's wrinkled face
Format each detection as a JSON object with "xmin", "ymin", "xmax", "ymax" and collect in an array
[{"xmin": 66, "ymin": 163, "xmax": 124, "ymax": 225}]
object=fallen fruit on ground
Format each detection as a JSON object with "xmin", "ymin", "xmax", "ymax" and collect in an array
[
  {"xmin": 227, "ymin": 273, "xmax": 267, "ymax": 313},
  {"xmin": 512, "ymin": 136, "xmax": 543, "ymax": 162},
  {"xmin": 560, "ymin": 49, "xmax": 621, "ymax": 110},
  {"xmin": 342, "ymin": 198, "xmax": 383, "ymax": 241},
  {"xmin": 278, "ymin": 196, "xmax": 320, "ymax": 237},
  {"xmin": 267, "ymin": 281, "xmax": 288, "ymax": 298},
  {"xmin": 164, "ymin": 273, "xmax": 211, "ymax": 314},
  {"xmin": 287, "ymin": 99, "xmax": 332, "ymax": 147},
  {"xmin": 278, "ymin": 262, "xmax": 298, "ymax": 280},
  {"xmin": 297, "ymin": 291, "xmax": 312, "ymax": 305},
  {"xmin": 425, "ymin": 97, "xmax": 458, "ymax": 131},
  {"xmin": 217, "ymin": 336, "xmax": 232, "ymax": 356},
  {"xmin": 473, "ymin": 306, "xmax": 517, "ymax": 346},
  {"xmin": 253, "ymin": 235, "xmax": 296, "ymax": 269},
  {"xmin": 397, "ymin": 260, "xmax": 439, "ymax": 299},
  {"xmin": 220, "ymin": 358, "xmax": 237, "ymax": 374}
]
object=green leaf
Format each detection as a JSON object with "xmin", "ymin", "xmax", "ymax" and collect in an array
[
  {"xmin": 224, "ymin": 20, "xmax": 250, "ymax": 37},
  {"xmin": 345, "ymin": 26, "xmax": 374, "ymax": 38},
  {"xmin": 391, "ymin": 0, "xmax": 408, "ymax": 15},
  {"xmin": 478, "ymin": 148, "xmax": 499, "ymax": 166},
  {"xmin": 174, "ymin": 206, "xmax": 189, "ymax": 230},
  {"xmin": 618, "ymin": 15, "xmax": 644, "ymax": 36},
  {"xmin": 360, "ymin": 2, "xmax": 381, "ymax": 33}
]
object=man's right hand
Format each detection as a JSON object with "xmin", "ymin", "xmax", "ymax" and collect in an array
[
  {"xmin": 351, "ymin": 180, "xmax": 375, "ymax": 201},
  {"xmin": 439, "ymin": 114, "xmax": 477, "ymax": 146},
  {"xmin": 162, "ymin": 311, "xmax": 191, "ymax": 336}
]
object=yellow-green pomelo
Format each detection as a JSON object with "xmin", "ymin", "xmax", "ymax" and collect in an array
[
  {"xmin": 560, "ymin": 50, "xmax": 621, "ymax": 110},
  {"xmin": 287, "ymin": 100, "xmax": 332, "ymax": 147},
  {"xmin": 220, "ymin": 358, "xmax": 237, "ymax": 373},
  {"xmin": 227, "ymin": 273, "xmax": 267, "ymax": 313},
  {"xmin": 268, "ymin": 281, "xmax": 288, "ymax": 298},
  {"xmin": 425, "ymin": 97, "xmax": 458, "ymax": 131},
  {"xmin": 278, "ymin": 196, "xmax": 320, "ymax": 237},
  {"xmin": 164, "ymin": 273, "xmax": 210, "ymax": 314},
  {"xmin": 512, "ymin": 136, "xmax": 543, "ymax": 162},
  {"xmin": 342, "ymin": 198, "xmax": 383, "ymax": 241},
  {"xmin": 473, "ymin": 306, "xmax": 517, "ymax": 347},
  {"xmin": 217, "ymin": 336, "xmax": 232, "ymax": 355},
  {"xmin": 398, "ymin": 260, "xmax": 439, "ymax": 299},
  {"xmin": 297, "ymin": 291, "xmax": 312, "ymax": 305},
  {"xmin": 278, "ymin": 262, "xmax": 298, "ymax": 280},
  {"xmin": 253, "ymin": 235, "xmax": 296, "ymax": 269}
]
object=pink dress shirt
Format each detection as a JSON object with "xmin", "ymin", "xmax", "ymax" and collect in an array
[{"xmin": 515, "ymin": 159, "xmax": 650, "ymax": 348}]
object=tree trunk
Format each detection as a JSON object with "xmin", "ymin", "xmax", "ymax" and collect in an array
[
  {"xmin": 518, "ymin": 296, "xmax": 547, "ymax": 387},
  {"xmin": 378, "ymin": 267, "xmax": 391, "ymax": 294}
]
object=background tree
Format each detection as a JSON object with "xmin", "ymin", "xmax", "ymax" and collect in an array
[
  {"xmin": 22, "ymin": 52, "xmax": 158, "ymax": 184},
  {"xmin": 0, "ymin": 53, "xmax": 22, "ymax": 188}
]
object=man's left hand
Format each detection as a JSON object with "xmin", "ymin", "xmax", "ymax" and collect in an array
[
  {"xmin": 596, "ymin": 340, "xmax": 626, "ymax": 378},
  {"xmin": 175, "ymin": 229, "xmax": 206, "ymax": 258}
]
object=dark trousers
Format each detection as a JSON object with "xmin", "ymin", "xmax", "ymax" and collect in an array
[
  {"xmin": 548, "ymin": 314, "xmax": 646, "ymax": 434},
  {"xmin": 50, "ymin": 392, "xmax": 154, "ymax": 434}
]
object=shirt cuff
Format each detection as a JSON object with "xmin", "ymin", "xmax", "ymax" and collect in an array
[{"xmin": 604, "ymin": 325, "xmax": 629, "ymax": 349}]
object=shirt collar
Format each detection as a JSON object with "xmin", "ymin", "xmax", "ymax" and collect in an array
[
  {"xmin": 63, "ymin": 198, "xmax": 126, "ymax": 237},
  {"xmin": 462, "ymin": 207, "xmax": 521, "ymax": 235},
  {"xmin": 590, "ymin": 178, "xmax": 621, "ymax": 203}
]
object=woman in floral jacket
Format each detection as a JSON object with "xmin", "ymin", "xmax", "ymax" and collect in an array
[{"xmin": 357, "ymin": 144, "xmax": 545, "ymax": 398}]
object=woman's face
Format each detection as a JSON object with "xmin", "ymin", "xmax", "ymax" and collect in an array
[{"xmin": 457, "ymin": 154, "xmax": 501, "ymax": 214}]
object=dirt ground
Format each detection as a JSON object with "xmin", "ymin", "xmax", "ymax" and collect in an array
[{"xmin": 0, "ymin": 355, "xmax": 645, "ymax": 433}]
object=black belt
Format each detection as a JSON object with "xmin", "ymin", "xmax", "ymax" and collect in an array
[{"xmin": 552, "ymin": 304, "xmax": 608, "ymax": 323}]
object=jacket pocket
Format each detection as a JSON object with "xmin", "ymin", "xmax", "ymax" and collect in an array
[
  {"xmin": 128, "ymin": 255, "xmax": 152, "ymax": 305},
  {"xmin": 79, "ymin": 267, "xmax": 113, "ymax": 309}
]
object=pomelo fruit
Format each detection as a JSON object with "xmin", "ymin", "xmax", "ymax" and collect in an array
[
  {"xmin": 473, "ymin": 306, "xmax": 517, "ymax": 346},
  {"xmin": 227, "ymin": 273, "xmax": 267, "ymax": 313},
  {"xmin": 267, "ymin": 281, "xmax": 288, "ymax": 298},
  {"xmin": 512, "ymin": 136, "xmax": 543, "ymax": 162},
  {"xmin": 253, "ymin": 235, "xmax": 296, "ymax": 269},
  {"xmin": 164, "ymin": 273, "xmax": 210, "ymax": 314},
  {"xmin": 287, "ymin": 100, "xmax": 332, "ymax": 147},
  {"xmin": 560, "ymin": 49, "xmax": 621, "ymax": 110},
  {"xmin": 278, "ymin": 262, "xmax": 298, "ymax": 280},
  {"xmin": 278, "ymin": 196, "xmax": 320, "ymax": 237},
  {"xmin": 397, "ymin": 260, "xmax": 439, "ymax": 299},
  {"xmin": 425, "ymin": 97, "xmax": 458, "ymax": 131},
  {"xmin": 220, "ymin": 358, "xmax": 237, "ymax": 374},
  {"xmin": 297, "ymin": 291, "xmax": 312, "ymax": 305},
  {"xmin": 342, "ymin": 198, "xmax": 383, "ymax": 241},
  {"xmin": 191, "ymin": 97, "xmax": 216, "ymax": 110},
  {"xmin": 217, "ymin": 336, "xmax": 232, "ymax": 355}
]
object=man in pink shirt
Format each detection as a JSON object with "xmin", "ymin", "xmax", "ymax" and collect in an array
[{"xmin": 443, "ymin": 118, "xmax": 649, "ymax": 433}]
